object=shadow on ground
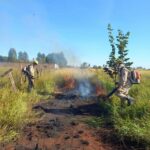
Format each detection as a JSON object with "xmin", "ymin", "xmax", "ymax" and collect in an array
[{"xmin": 33, "ymin": 102, "xmax": 101, "ymax": 116}]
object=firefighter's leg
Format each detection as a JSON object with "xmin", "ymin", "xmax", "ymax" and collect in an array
[
  {"xmin": 126, "ymin": 95, "xmax": 135, "ymax": 106},
  {"xmin": 123, "ymin": 87, "xmax": 135, "ymax": 106},
  {"xmin": 28, "ymin": 77, "xmax": 34, "ymax": 92},
  {"xmin": 28, "ymin": 79, "xmax": 32, "ymax": 92},
  {"xmin": 124, "ymin": 84, "xmax": 135, "ymax": 105},
  {"xmin": 116, "ymin": 90, "xmax": 130, "ymax": 106}
]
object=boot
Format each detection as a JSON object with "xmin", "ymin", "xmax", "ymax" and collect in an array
[{"xmin": 127, "ymin": 96, "xmax": 135, "ymax": 106}]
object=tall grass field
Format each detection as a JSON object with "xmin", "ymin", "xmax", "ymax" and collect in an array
[{"xmin": 0, "ymin": 64, "xmax": 150, "ymax": 149}]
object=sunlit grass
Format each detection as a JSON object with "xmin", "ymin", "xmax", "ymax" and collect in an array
[
  {"xmin": 89, "ymin": 69, "xmax": 150, "ymax": 148},
  {"xmin": 0, "ymin": 65, "xmax": 150, "ymax": 148}
]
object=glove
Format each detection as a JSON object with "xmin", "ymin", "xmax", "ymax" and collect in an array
[{"xmin": 31, "ymin": 76, "xmax": 35, "ymax": 79}]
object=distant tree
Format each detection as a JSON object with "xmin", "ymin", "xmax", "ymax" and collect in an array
[
  {"xmin": 0, "ymin": 55, "xmax": 8, "ymax": 62},
  {"xmin": 93, "ymin": 65, "xmax": 98, "ymax": 69},
  {"xmin": 93, "ymin": 65, "xmax": 102, "ymax": 69},
  {"xmin": 46, "ymin": 53, "xmax": 53, "ymax": 64},
  {"xmin": 23, "ymin": 52, "xmax": 29, "ymax": 62},
  {"xmin": 98, "ymin": 65, "xmax": 102, "ymax": 69},
  {"xmin": 80, "ymin": 62, "xmax": 90, "ymax": 68},
  {"xmin": 56, "ymin": 52, "xmax": 67, "ymax": 67},
  {"xmin": 8, "ymin": 48, "xmax": 17, "ymax": 62},
  {"xmin": 46, "ymin": 52, "xmax": 67, "ymax": 67},
  {"xmin": 18, "ymin": 51, "xmax": 23, "ymax": 61},
  {"xmin": 18, "ymin": 51, "xmax": 29, "ymax": 62},
  {"xmin": 37, "ymin": 52, "xmax": 46, "ymax": 63},
  {"xmin": 136, "ymin": 66, "xmax": 145, "ymax": 70}
]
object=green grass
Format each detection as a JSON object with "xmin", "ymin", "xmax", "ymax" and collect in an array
[
  {"xmin": 0, "ymin": 66, "xmax": 55, "ymax": 142},
  {"xmin": 0, "ymin": 66, "xmax": 150, "ymax": 149},
  {"xmin": 85, "ymin": 117, "xmax": 105, "ymax": 128},
  {"xmin": 87, "ymin": 69, "xmax": 150, "ymax": 149},
  {"xmin": 0, "ymin": 88, "xmax": 40, "ymax": 142}
]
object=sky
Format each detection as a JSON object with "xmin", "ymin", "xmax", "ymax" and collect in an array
[{"xmin": 0, "ymin": 0, "xmax": 150, "ymax": 68}]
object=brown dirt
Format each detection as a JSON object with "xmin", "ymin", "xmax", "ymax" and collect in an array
[{"xmin": 1, "ymin": 99, "xmax": 122, "ymax": 150}]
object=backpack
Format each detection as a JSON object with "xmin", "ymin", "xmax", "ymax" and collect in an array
[
  {"xmin": 22, "ymin": 65, "xmax": 30, "ymax": 76},
  {"xmin": 129, "ymin": 70, "xmax": 141, "ymax": 84}
]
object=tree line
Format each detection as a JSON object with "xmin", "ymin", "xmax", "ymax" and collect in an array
[{"xmin": 0, "ymin": 48, "xmax": 67, "ymax": 67}]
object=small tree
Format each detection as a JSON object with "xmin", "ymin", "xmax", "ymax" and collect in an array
[
  {"xmin": 116, "ymin": 30, "xmax": 133, "ymax": 68},
  {"xmin": 106, "ymin": 24, "xmax": 116, "ymax": 69},
  {"xmin": 104, "ymin": 24, "xmax": 133, "ymax": 83}
]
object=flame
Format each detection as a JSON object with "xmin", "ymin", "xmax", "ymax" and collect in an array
[
  {"xmin": 96, "ymin": 85, "xmax": 106, "ymax": 96},
  {"xmin": 56, "ymin": 75, "xmax": 106, "ymax": 97},
  {"xmin": 63, "ymin": 75, "xmax": 76, "ymax": 91}
]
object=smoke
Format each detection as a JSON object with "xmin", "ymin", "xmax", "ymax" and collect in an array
[
  {"xmin": 78, "ymin": 79, "xmax": 92, "ymax": 97},
  {"xmin": 48, "ymin": 37, "xmax": 81, "ymax": 67},
  {"xmin": 56, "ymin": 68, "xmax": 106, "ymax": 99},
  {"xmin": 64, "ymin": 49, "xmax": 81, "ymax": 67}
]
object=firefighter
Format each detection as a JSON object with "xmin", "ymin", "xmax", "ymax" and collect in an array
[
  {"xmin": 115, "ymin": 60, "xmax": 134, "ymax": 106},
  {"xmin": 22, "ymin": 60, "xmax": 38, "ymax": 92}
]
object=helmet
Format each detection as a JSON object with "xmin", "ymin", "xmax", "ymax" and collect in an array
[{"xmin": 33, "ymin": 60, "xmax": 38, "ymax": 65}]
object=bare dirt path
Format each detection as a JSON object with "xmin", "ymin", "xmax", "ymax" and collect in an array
[{"xmin": 2, "ymin": 98, "xmax": 122, "ymax": 150}]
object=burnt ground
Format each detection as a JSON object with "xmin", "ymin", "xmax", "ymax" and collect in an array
[{"xmin": 1, "ymin": 98, "xmax": 123, "ymax": 150}]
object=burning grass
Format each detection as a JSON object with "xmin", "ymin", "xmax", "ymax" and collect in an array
[{"xmin": 54, "ymin": 68, "xmax": 106, "ymax": 98}]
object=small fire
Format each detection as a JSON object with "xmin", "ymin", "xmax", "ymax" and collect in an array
[
  {"xmin": 96, "ymin": 85, "xmax": 106, "ymax": 96},
  {"xmin": 56, "ymin": 75, "xmax": 106, "ymax": 98},
  {"xmin": 63, "ymin": 76, "xmax": 76, "ymax": 91}
]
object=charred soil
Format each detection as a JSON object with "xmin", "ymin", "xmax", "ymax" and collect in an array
[{"xmin": 1, "ymin": 98, "xmax": 125, "ymax": 150}]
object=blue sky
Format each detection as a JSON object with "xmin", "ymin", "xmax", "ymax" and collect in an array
[{"xmin": 0, "ymin": 0, "xmax": 150, "ymax": 68}]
